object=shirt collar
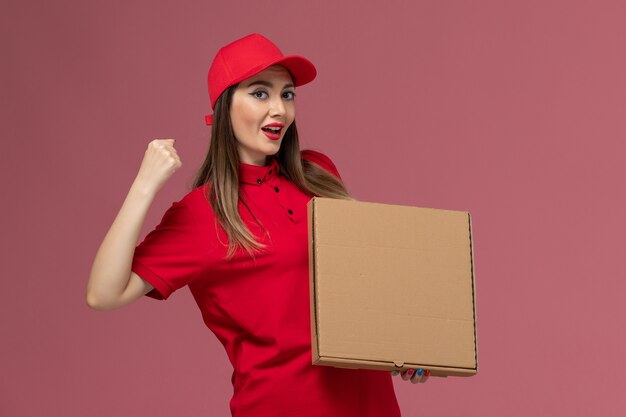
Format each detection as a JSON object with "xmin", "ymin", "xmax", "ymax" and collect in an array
[{"xmin": 238, "ymin": 157, "xmax": 281, "ymax": 186}]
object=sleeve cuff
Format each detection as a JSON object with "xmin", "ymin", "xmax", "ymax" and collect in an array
[{"xmin": 131, "ymin": 259, "xmax": 173, "ymax": 300}]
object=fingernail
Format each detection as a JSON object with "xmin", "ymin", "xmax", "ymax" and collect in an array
[
  {"xmin": 424, "ymin": 370, "xmax": 430, "ymax": 377},
  {"xmin": 407, "ymin": 369, "xmax": 414, "ymax": 375},
  {"xmin": 391, "ymin": 370, "xmax": 399, "ymax": 376},
  {"xmin": 417, "ymin": 368, "xmax": 424, "ymax": 376}
]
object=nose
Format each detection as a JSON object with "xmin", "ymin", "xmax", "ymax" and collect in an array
[{"xmin": 269, "ymin": 94, "xmax": 286, "ymax": 117}]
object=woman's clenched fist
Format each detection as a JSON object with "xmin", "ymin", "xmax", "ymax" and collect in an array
[{"xmin": 134, "ymin": 139, "xmax": 182, "ymax": 195}]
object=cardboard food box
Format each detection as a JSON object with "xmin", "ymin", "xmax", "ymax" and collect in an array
[{"xmin": 307, "ymin": 197, "xmax": 477, "ymax": 377}]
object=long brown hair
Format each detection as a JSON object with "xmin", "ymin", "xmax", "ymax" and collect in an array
[{"xmin": 192, "ymin": 83, "xmax": 354, "ymax": 260}]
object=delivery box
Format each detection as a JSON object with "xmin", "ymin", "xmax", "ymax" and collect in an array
[{"xmin": 307, "ymin": 197, "xmax": 477, "ymax": 377}]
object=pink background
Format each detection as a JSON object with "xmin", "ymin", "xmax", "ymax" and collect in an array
[{"xmin": 2, "ymin": 0, "xmax": 625, "ymax": 415}]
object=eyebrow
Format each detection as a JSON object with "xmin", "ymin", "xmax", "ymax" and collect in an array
[{"xmin": 246, "ymin": 80, "xmax": 295, "ymax": 89}]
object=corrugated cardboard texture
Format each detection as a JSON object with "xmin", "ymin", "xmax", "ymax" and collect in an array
[{"xmin": 307, "ymin": 198, "xmax": 477, "ymax": 377}]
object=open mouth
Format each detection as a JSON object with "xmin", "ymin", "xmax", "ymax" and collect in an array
[
  {"xmin": 261, "ymin": 127, "xmax": 282, "ymax": 140},
  {"xmin": 261, "ymin": 126, "xmax": 282, "ymax": 134}
]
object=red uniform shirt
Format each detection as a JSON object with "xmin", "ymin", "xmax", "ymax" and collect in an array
[{"xmin": 131, "ymin": 149, "xmax": 401, "ymax": 417}]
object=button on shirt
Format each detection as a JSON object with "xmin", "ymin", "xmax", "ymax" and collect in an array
[{"xmin": 131, "ymin": 149, "xmax": 401, "ymax": 417}]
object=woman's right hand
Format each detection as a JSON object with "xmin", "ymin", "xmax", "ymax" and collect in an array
[{"xmin": 133, "ymin": 139, "xmax": 182, "ymax": 195}]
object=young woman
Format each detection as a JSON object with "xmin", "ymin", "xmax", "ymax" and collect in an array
[{"xmin": 86, "ymin": 33, "xmax": 428, "ymax": 417}]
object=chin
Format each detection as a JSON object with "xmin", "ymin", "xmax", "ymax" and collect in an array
[{"xmin": 264, "ymin": 142, "xmax": 281, "ymax": 153}]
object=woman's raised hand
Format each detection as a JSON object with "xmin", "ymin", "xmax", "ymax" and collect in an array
[
  {"xmin": 390, "ymin": 368, "xmax": 430, "ymax": 384},
  {"xmin": 133, "ymin": 139, "xmax": 182, "ymax": 195}
]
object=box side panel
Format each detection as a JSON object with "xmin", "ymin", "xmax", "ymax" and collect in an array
[
  {"xmin": 307, "ymin": 198, "xmax": 320, "ymax": 363},
  {"xmin": 468, "ymin": 212, "xmax": 479, "ymax": 373},
  {"xmin": 313, "ymin": 356, "xmax": 476, "ymax": 377}
]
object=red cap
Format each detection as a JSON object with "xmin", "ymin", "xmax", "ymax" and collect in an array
[{"xmin": 205, "ymin": 33, "xmax": 317, "ymax": 125}]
